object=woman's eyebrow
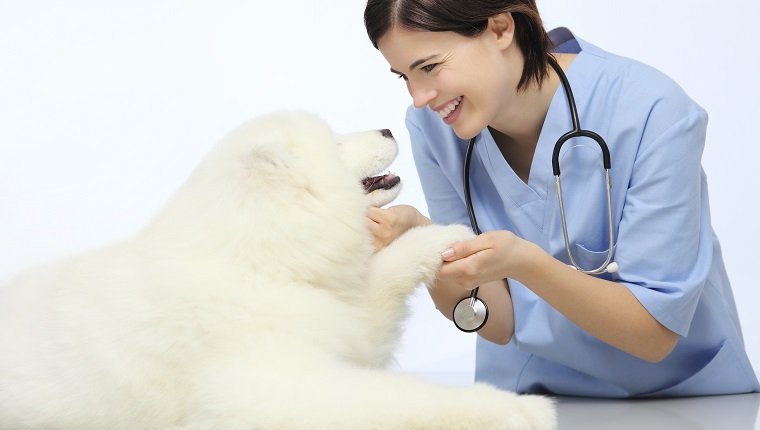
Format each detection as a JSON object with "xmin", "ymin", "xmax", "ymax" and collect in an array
[{"xmin": 390, "ymin": 54, "xmax": 438, "ymax": 75}]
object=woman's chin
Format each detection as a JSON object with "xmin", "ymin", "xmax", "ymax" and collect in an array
[{"xmin": 450, "ymin": 123, "xmax": 481, "ymax": 141}]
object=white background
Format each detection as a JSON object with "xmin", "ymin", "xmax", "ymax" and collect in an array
[{"xmin": 1, "ymin": 1, "xmax": 757, "ymax": 385}]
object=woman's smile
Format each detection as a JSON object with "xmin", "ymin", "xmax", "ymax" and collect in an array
[{"xmin": 433, "ymin": 96, "xmax": 464, "ymax": 123}]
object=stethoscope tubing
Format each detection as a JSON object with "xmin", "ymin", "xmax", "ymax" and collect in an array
[
  {"xmin": 550, "ymin": 55, "xmax": 611, "ymax": 174},
  {"xmin": 547, "ymin": 56, "xmax": 617, "ymax": 275},
  {"xmin": 455, "ymin": 136, "xmax": 489, "ymax": 332},
  {"xmin": 554, "ymin": 168, "xmax": 616, "ymax": 275},
  {"xmin": 455, "ymin": 55, "xmax": 618, "ymax": 332}
]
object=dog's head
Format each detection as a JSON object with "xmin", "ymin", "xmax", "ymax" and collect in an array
[
  {"xmin": 205, "ymin": 111, "xmax": 401, "ymax": 208},
  {"xmin": 149, "ymin": 111, "xmax": 399, "ymax": 286},
  {"xmin": 336, "ymin": 128, "xmax": 401, "ymax": 207},
  {"xmin": 174, "ymin": 111, "xmax": 402, "ymax": 238}
]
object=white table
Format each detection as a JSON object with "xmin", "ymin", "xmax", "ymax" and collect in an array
[
  {"xmin": 555, "ymin": 393, "xmax": 759, "ymax": 429},
  {"xmin": 401, "ymin": 370, "xmax": 759, "ymax": 428}
]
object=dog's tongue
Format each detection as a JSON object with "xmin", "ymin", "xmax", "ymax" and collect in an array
[{"xmin": 362, "ymin": 173, "xmax": 400, "ymax": 193}]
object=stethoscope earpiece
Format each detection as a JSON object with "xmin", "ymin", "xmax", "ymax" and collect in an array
[{"xmin": 568, "ymin": 260, "xmax": 618, "ymax": 274}]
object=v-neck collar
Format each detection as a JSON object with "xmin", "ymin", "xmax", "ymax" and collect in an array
[{"xmin": 473, "ymin": 48, "xmax": 587, "ymax": 228}]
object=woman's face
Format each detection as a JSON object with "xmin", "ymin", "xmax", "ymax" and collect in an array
[{"xmin": 377, "ymin": 24, "xmax": 522, "ymax": 140}]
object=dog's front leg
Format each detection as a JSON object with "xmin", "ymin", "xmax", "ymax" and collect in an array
[
  {"xmin": 360, "ymin": 224, "xmax": 474, "ymax": 367},
  {"xmin": 180, "ymin": 353, "xmax": 555, "ymax": 430}
]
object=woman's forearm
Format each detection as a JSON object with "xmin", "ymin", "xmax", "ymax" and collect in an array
[
  {"xmin": 427, "ymin": 279, "xmax": 514, "ymax": 345},
  {"xmin": 513, "ymin": 243, "xmax": 680, "ymax": 362}
]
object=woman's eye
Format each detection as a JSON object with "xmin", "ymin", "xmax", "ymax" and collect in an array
[
  {"xmin": 397, "ymin": 74, "xmax": 408, "ymax": 81},
  {"xmin": 421, "ymin": 63, "xmax": 438, "ymax": 73}
]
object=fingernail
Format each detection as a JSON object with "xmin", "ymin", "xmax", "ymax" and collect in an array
[{"xmin": 441, "ymin": 248, "xmax": 455, "ymax": 260}]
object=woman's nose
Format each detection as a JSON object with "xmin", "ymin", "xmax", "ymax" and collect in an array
[{"xmin": 409, "ymin": 83, "xmax": 437, "ymax": 109}]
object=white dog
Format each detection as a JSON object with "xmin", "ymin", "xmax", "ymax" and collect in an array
[{"xmin": 0, "ymin": 112, "xmax": 555, "ymax": 430}]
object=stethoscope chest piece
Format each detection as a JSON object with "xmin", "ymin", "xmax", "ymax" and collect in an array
[{"xmin": 452, "ymin": 289, "xmax": 489, "ymax": 333}]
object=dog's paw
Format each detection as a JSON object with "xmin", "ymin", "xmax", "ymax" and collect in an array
[
  {"xmin": 403, "ymin": 223, "xmax": 475, "ymax": 257},
  {"xmin": 370, "ymin": 224, "xmax": 475, "ymax": 289},
  {"xmin": 451, "ymin": 385, "xmax": 556, "ymax": 430}
]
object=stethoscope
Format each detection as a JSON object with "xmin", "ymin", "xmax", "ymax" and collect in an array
[{"xmin": 452, "ymin": 56, "xmax": 618, "ymax": 333}]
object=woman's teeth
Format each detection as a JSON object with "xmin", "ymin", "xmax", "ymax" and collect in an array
[{"xmin": 436, "ymin": 96, "xmax": 462, "ymax": 119}]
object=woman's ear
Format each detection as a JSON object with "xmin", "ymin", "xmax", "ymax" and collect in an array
[{"xmin": 487, "ymin": 13, "xmax": 516, "ymax": 48}]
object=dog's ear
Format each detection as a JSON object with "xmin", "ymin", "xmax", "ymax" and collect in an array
[
  {"xmin": 244, "ymin": 137, "xmax": 316, "ymax": 192},
  {"xmin": 239, "ymin": 122, "xmax": 302, "ymax": 174},
  {"xmin": 250, "ymin": 141, "xmax": 294, "ymax": 172}
]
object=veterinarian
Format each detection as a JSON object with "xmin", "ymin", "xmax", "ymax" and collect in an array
[{"xmin": 363, "ymin": 0, "xmax": 759, "ymax": 397}]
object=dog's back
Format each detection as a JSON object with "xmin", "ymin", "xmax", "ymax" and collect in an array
[
  {"xmin": 0, "ymin": 232, "xmax": 375, "ymax": 430},
  {"xmin": 0, "ymin": 242, "xmax": 187, "ymax": 429}
]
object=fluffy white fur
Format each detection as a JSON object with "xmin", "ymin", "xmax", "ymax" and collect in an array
[{"xmin": 0, "ymin": 111, "xmax": 555, "ymax": 430}]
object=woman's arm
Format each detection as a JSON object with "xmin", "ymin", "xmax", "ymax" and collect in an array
[
  {"xmin": 427, "ymin": 278, "xmax": 514, "ymax": 345},
  {"xmin": 367, "ymin": 205, "xmax": 515, "ymax": 345},
  {"xmin": 518, "ymin": 244, "xmax": 679, "ymax": 362},
  {"xmin": 438, "ymin": 231, "xmax": 680, "ymax": 363}
]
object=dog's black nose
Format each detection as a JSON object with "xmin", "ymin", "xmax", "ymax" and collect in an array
[{"xmin": 380, "ymin": 129, "xmax": 393, "ymax": 138}]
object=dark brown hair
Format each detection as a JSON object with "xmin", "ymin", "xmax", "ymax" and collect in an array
[{"xmin": 364, "ymin": 0, "xmax": 553, "ymax": 90}]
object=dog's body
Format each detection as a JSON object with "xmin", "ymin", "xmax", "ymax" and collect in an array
[{"xmin": 0, "ymin": 112, "xmax": 555, "ymax": 429}]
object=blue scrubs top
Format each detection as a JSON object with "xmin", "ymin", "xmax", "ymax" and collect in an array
[{"xmin": 406, "ymin": 34, "xmax": 759, "ymax": 397}]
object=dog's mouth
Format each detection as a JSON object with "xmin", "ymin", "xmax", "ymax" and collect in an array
[{"xmin": 362, "ymin": 173, "xmax": 401, "ymax": 193}]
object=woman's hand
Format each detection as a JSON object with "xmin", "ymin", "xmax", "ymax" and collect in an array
[
  {"xmin": 427, "ymin": 230, "xmax": 526, "ymax": 345},
  {"xmin": 436, "ymin": 230, "xmax": 532, "ymax": 293},
  {"xmin": 366, "ymin": 205, "xmax": 430, "ymax": 251}
]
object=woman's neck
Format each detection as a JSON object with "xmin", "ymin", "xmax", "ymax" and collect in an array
[{"xmin": 488, "ymin": 53, "xmax": 576, "ymax": 182}]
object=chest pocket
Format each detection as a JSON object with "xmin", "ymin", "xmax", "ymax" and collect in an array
[{"xmin": 571, "ymin": 243, "xmax": 617, "ymax": 276}]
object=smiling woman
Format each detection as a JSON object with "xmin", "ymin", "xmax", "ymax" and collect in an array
[{"xmin": 362, "ymin": 0, "xmax": 760, "ymax": 398}]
